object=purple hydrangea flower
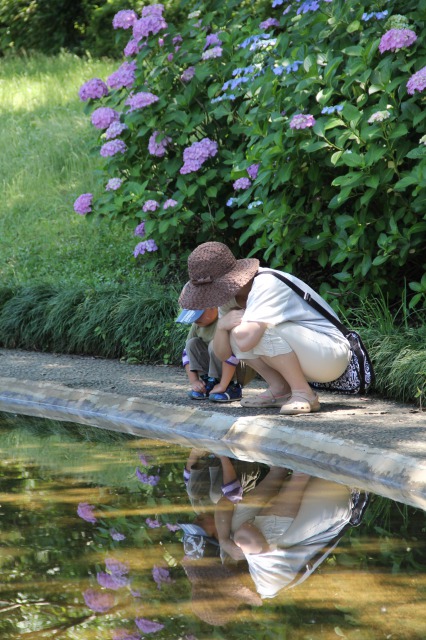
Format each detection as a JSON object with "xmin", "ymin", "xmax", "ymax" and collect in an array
[
  {"xmin": 173, "ymin": 34, "xmax": 183, "ymax": 45},
  {"xmin": 105, "ymin": 121, "xmax": 128, "ymax": 140},
  {"xmin": 181, "ymin": 66, "xmax": 195, "ymax": 82},
  {"xmin": 112, "ymin": 630, "xmax": 141, "ymax": 640},
  {"xmin": 407, "ymin": 66, "xmax": 426, "ymax": 95},
  {"xmin": 143, "ymin": 199, "xmax": 160, "ymax": 212},
  {"xmin": 146, "ymin": 518, "xmax": 161, "ymax": 528},
  {"xmin": 204, "ymin": 33, "xmax": 222, "ymax": 49},
  {"xmin": 247, "ymin": 163, "xmax": 259, "ymax": 179},
  {"xmin": 77, "ymin": 501, "xmax": 97, "ymax": 522},
  {"xmin": 133, "ymin": 240, "xmax": 158, "ymax": 257},
  {"xmin": 297, "ymin": 1, "xmax": 320, "ymax": 14},
  {"xmin": 124, "ymin": 38, "xmax": 143, "ymax": 57},
  {"xmin": 166, "ymin": 523, "xmax": 181, "ymax": 531},
  {"xmin": 105, "ymin": 557, "xmax": 129, "ymax": 576},
  {"xmin": 133, "ymin": 9, "xmax": 167, "ymax": 42},
  {"xmin": 379, "ymin": 28, "xmax": 417, "ymax": 54},
  {"xmin": 233, "ymin": 177, "xmax": 251, "ymax": 190},
  {"xmin": 106, "ymin": 178, "xmax": 123, "ymax": 191},
  {"xmin": 107, "ymin": 61, "xmax": 137, "ymax": 89},
  {"xmin": 134, "ymin": 221, "xmax": 146, "ymax": 237},
  {"xmin": 180, "ymin": 138, "xmax": 218, "ymax": 174},
  {"xmin": 163, "ymin": 199, "xmax": 177, "ymax": 209},
  {"xmin": 91, "ymin": 107, "xmax": 120, "ymax": 129},
  {"xmin": 260, "ymin": 18, "xmax": 280, "ymax": 29},
  {"xmin": 97, "ymin": 571, "xmax": 130, "ymax": 590},
  {"xmin": 138, "ymin": 452, "xmax": 152, "ymax": 466},
  {"xmin": 100, "ymin": 140, "xmax": 127, "ymax": 157},
  {"xmin": 289, "ymin": 113, "xmax": 316, "ymax": 129},
  {"xmin": 110, "ymin": 528, "xmax": 126, "ymax": 541},
  {"xmin": 113, "ymin": 10, "xmax": 138, "ymax": 29},
  {"xmin": 79, "ymin": 78, "xmax": 108, "ymax": 102},
  {"xmin": 125, "ymin": 91, "xmax": 159, "ymax": 112},
  {"xmin": 73, "ymin": 194, "xmax": 93, "ymax": 216},
  {"xmin": 202, "ymin": 46, "xmax": 222, "ymax": 60},
  {"xmin": 152, "ymin": 566, "xmax": 173, "ymax": 589},
  {"xmin": 167, "ymin": 53, "xmax": 174, "ymax": 62},
  {"xmin": 148, "ymin": 131, "xmax": 171, "ymax": 157},
  {"xmin": 136, "ymin": 467, "xmax": 160, "ymax": 484},
  {"xmin": 83, "ymin": 589, "xmax": 114, "ymax": 613},
  {"xmin": 135, "ymin": 618, "xmax": 165, "ymax": 634}
]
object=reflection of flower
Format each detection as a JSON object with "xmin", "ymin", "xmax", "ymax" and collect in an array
[
  {"xmin": 97, "ymin": 571, "xmax": 130, "ymax": 590},
  {"xmin": 138, "ymin": 453, "xmax": 152, "ymax": 466},
  {"xmin": 146, "ymin": 518, "xmax": 161, "ymax": 528},
  {"xmin": 105, "ymin": 558, "xmax": 129, "ymax": 577},
  {"xmin": 136, "ymin": 468, "xmax": 160, "ymax": 484},
  {"xmin": 112, "ymin": 630, "xmax": 141, "ymax": 640},
  {"xmin": 166, "ymin": 523, "xmax": 180, "ymax": 532},
  {"xmin": 77, "ymin": 502, "xmax": 97, "ymax": 523},
  {"xmin": 135, "ymin": 618, "xmax": 164, "ymax": 634},
  {"xmin": 110, "ymin": 528, "xmax": 126, "ymax": 541},
  {"xmin": 152, "ymin": 565, "xmax": 173, "ymax": 589},
  {"xmin": 83, "ymin": 588, "xmax": 114, "ymax": 612}
]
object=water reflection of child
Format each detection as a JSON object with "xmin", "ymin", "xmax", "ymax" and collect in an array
[{"xmin": 176, "ymin": 307, "xmax": 242, "ymax": 402}]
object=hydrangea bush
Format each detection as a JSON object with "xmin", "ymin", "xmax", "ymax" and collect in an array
[{"xmin": 75, "ymin": 0, "xmax": 426, "ymax": 306}]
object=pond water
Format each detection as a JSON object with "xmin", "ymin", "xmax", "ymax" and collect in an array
[{"xmin": 0, "ymin": 411, "xmax": 425, "ymax": 640}]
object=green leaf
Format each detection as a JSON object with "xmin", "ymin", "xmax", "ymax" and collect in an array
[
  {"xmin": 394, "ymin": 175, "xmax": 417, "ymax": 190},
  {"xmin": 342, "ymin": 103, "xmax": 362, "ymax": 124},
  {"xmin": 332, "ymin": 172, "xmax": 363, "ymax": 187},
  {"xmin": 347, "ymin": 20, "xmax": 360, "ymax": 33},
  {"xmin": 342, "ymin": 45, "xmax": 363, "ymax": 57},
  {"xmin": 339, "ymin": 152, "xmax": 364, "ymax": 168},
  {"xmin": 405, "ymin": 147, "xmax": 426, "ymax": 160}
]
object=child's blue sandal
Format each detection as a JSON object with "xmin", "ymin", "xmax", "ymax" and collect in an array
[{"xmin": 209, "ymin": 383, "xmax": 242, "ymax": 403}]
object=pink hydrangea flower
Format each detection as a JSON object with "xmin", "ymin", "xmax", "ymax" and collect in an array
[
  {"xmin": 73, "ymin": 194, "xmax": 93, "ymax": 216},
  {"xmin": 107, "ymin": 61, "xmax": 137, "ymax": 89},
  {"xmin": 180, "ymin": 138, "xmax": 218, "ymax": 174},
  {"xmin": 247, "ymin": 163, "xmax": 260, "ymax": 179},
  {"xmin": 133, "ymin": 240, "xmax": 158, "ymax": 257},
  {"xmin": 105, "ymin": 121, "xmax": 128, "ymax": 140},
  {"xmin": 143, "ymin": 199, "xmax": 160, "ymax": 212},
  {"xmin": 134, "ymin": 221, "xmax": 146, "ymax": 237},
  {"xmin": 91, "ymin": 107, "xmax": 119, "ymax": 129},
  {"xmin": 135, "ymin": 618, "xmax": 164, "ymax": 634},
  {"xmin": 289, "ymin": 113, "xmax": 316, "ymax": 129},
  {"xmin": 83, "ymin": 589, "xmax": 114, "ymax": 613},
  {"xmin": 181, "ymin": 66, "xmax": 195, "ymax": 82},
  {"xmin": 100, "ymin": 140, "xmax": 127, "ymax": 157},
  {"xmin": 260, "ymin": 18, "xmax": 280, "ymax": 29},
  {"xmin": 113, "ymin": 9, "xmax": 138, "ymax": 29},
  {"xmin": 148, "ymin": 131, "xmax": 171, "ymax": 156},
  {"xmin": 407, "ymin": 66, "xmax": 426, "ymax": 95},
  {"xmin": 125, "ymin": 91, "xmax": 159, "ymax": 112},
  {"xmin": 202, "ymin": 46, "xmax": 222, "ymax": 60},
  {"xmin": 105, "ymin": 178, "xmax": 123, "ymax": 191},
  {"xmin": 163, "ymin": 199, "xmax": 177, "ymax": 209},
  {"xmin": 79, "ymin": 78, "xmax": 108, "ymax": 101},
  {"xmin": 379, "ymin": 28, "xmax": 417, "ymax": 54},
  {"xmin": 233, "ymin": 177, "xmax": 251, "ymax": 190}
]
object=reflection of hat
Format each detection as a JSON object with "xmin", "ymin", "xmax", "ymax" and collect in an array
[
  {"xmin": 179, "ymin": 523, "xmax": 220, "ymax": 560},
  {"xmin": 175, "ymin": 309, "xmax": 204, "ymax": 324},
  {"xmin": 179, "ymin": 242, "xmax": 259, "ymax": 309},
  {"xmin": 182, "ymin": 557, "xmax": 262, "ymax": 626}
]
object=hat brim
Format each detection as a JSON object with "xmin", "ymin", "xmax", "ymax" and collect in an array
[
  {"xmin": 179, "ymin": 258, "xmax": 259, "ymax": 309},
  {"xmin": 175, "ymin": 309, "xmax": 204, "ymax": 324}
]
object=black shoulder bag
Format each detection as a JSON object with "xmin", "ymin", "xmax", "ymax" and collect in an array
[{"xmin": 256, "ymin": 270, "xmax": 374, "ymax": 395}]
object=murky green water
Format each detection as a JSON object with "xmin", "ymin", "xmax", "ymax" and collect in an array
[{"xmin": 0, "ymin": 412, "xmax": 425, "ymax": 640}]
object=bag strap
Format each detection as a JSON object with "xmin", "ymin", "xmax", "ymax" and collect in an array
[{"xmin": 255, "ymin": 270, "xmax": 350, "ymax": 337}]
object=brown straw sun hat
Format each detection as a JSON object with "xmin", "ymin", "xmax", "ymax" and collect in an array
[{"xmin": 179, "ymin": 242, "xmax": 259, "ymax": 309}]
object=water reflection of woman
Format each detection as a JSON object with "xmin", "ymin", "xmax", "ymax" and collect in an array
[{"xmin": 229, "ymin": 475, "xmax": 361, "ymax": 598}]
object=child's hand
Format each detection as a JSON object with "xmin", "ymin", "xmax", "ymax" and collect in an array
[{"xmin": 191, "ymin": 379, "xmax": 206, "ymax": 393}]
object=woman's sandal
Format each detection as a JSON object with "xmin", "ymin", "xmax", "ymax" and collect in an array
[
  {"xmin": 240, "ymin": 389, "xmax": 291, "ymax": 408},
  {"xmin": 279, "ymin": 391, "xmax": 320, "ymax": 415}
]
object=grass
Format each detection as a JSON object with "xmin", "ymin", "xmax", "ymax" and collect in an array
[{"xmin": 0, "ymin": 52, "xmax": 138, "ymax": 286}]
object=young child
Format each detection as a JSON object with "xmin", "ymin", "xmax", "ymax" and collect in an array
[{"xmin": 176, "ymin": 308, "xmax": 242, "ymax": 402}]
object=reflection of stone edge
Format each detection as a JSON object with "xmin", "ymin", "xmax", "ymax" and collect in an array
[{"xmin": 1, "ymin": 376, "xmax": 426, "ymax": 511}]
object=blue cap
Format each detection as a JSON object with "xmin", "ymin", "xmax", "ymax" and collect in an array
[{"xmin": 175, "ymin": 309, "xmax": 204, "ymax": 324}]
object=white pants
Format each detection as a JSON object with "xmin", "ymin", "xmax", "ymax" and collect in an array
[{"xmin": 230, "ymin": 321, "xmax": 351, "ymax": 383}]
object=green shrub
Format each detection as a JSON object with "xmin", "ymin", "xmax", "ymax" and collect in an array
[{"xmin": 74, "ymin": 0, "xmax": 425, "ymax": 307}]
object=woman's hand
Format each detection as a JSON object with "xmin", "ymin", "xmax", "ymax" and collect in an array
[{"xmin": 217, "ymin": 310, "xmax": 245, "ymax": 331}]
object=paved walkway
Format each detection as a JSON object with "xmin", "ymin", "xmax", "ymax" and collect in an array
[{"xmin": 0, "ymin": 348, "xmax": 425, "ymax": 509}]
